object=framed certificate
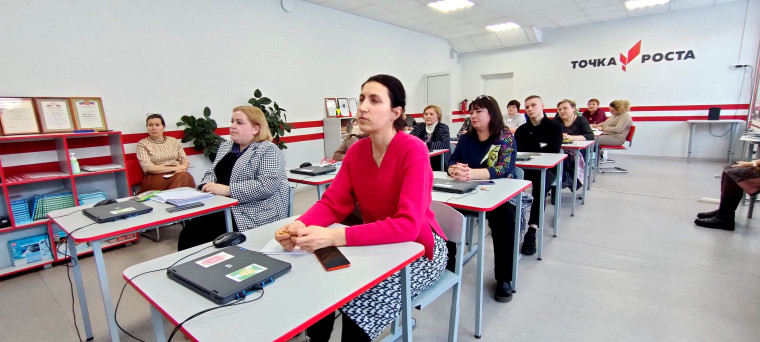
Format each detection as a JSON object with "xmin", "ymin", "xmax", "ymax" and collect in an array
[
  {"xmin": 348, "ymin": 98, "xmax": 358, "ymax": 116},
  {"xmin": 70, "ymin": 97, "xmax": 108, "ymax": 131},
  {"xmin": 325, "ymin": 98, "xmax": 337, "ymax": 117},
  {"xmin": 0, "ymin": 97, "xmax": 41, "ymax": 135},
  {"xmin": 337, "ymin": 98, "xmax": 350, "ymax": 117},
  {"xmin": 35, "ymin": 98, "xmax": 75, "ymax": 133}
]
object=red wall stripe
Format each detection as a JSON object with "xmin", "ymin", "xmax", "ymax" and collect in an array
[
  {"xmin": 289, "ymin": 120, "xmax": 323, "ymax": 129},
  {"xmin": 279, "ymin": 133, "xmax": 324, "ymax": 143}
]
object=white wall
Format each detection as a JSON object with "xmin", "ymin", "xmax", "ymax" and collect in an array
[
  {"xmin": 0, "ymin": 0, "xmax": 459, "ymax": 179},
  {"xmin": 458, "ymin": 1, "xmax": 760, "ymax": 160}
]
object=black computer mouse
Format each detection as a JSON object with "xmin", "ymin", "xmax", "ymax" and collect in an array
[
  {"xmin": 94, "ymin": 199, "xmax": 117, "ymax": 207},
  {"xmin": 213, "ymin": 232, "xmax": 246, "ymax": 248},
  {"xmin": 300, "ymin": 162, "xmax": 312, "ymax": 168}
]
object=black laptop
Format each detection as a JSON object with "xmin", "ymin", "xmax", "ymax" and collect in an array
[
  {"xmin": 433, "ymin": 179, "xmax": 478, "ymax": 194},
  {"xmin": 167, "ymin": 246, "xmax": 292, "ymax": 304},
  {"xmin": 82, "ymin": 201, "xmax": 153, "ymax": 223},
  {"xmin": 290, "ymin": 165, "xmax": 337, "ymax": 176}
]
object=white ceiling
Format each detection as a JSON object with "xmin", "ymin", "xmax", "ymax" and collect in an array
[{"xmin": 303, "ymin": 0, "xmax": 743, "ymax": 53}]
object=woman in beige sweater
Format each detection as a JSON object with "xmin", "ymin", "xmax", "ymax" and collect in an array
[
  {"xmin": 593, "ymin": 99, "xmax": 633, "ymax": 146},
  {"xmin": 136, "ymin": 114, "xmax": 195, "ymax": 192}
]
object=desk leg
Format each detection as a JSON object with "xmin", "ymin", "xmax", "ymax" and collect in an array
[
  {"xmin": 317, "ymin": 185, "xmax": 325, "ymax": 199},
  {"xmin": 511, "ymin": 192, "xmax": 522, "ymax": 292},
  {"xmin": 474, "ymin": 211, "xmax": 486, "ymax": 339},
  {"xmin": 555, "ymin": 161, "xmax": 563, "ymax": 237},
  {"xmin": 728, "ymin": 123, "xmax": 737, "ymax": 163},
  {"xmin": 583, "ymin": 147, "xmax": 589, "ymax": 205},
  {"xmin": 593, "ymin": 138, "xmax": 599, "ymax": 183},
  {"xmin": 688, "ymin": 123, "xmax": 695, "ymax": 163},
  {"xmin": 224, "ymin": 208, "xmax": 233, "ymax": 233},
  {"xmin": 288, "ymin": 186, "xmax": 294, "ymax": 217},
  {"xmin": 400, "ymin": 264, "xmax": 413, "ymax": 342},
  {"xmin": 538, "ymin": 170, "xmax": 545, "ymax": 261},
  {"xmin": 572, "ymin": 151, "xmax": 578, "ymax": 217},
  {"xmin": 68, "ymin": 238, "xmax": 94, "ymax": 341},
  {"xmin": 440, "ymin": 155, "xmax": 445, "ymax": 172},
  {"xmin": 150, "ymin": 306, "xmax": 166, "ymax": 342},
  {"xmin": 90, "ymin": 240, "xmax": 120, "ymax": 342}
]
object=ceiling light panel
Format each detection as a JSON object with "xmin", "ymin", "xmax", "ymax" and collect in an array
[
  {"xmin": 625, "ymin": 0, "xmax": 669, "ymax": 10},
  {"xmin": 427, "ymin": 0, "xmax": 474, "ymax": 12},
  {"xmin": 486, "ymin": 22, "xmax": 521, "ymax": 32}
]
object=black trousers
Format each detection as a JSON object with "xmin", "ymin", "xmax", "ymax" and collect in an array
[
  {"xmin": 447, "ymin": 202, "xmax": 516, "ymax": 282},
  {"xmin": 177, "ymin": 211, "xmax": 238, "ymax": 251},
  {"xmin": 719, "ymin": 169, "xmax": 744, "ymax": 219},
  {"xmin": 523, "ymin": 169, "xmax": 556, "ymax": 226},
  {"xmin": 307, "ymin": 311, "xmax": 370, "ymax": 342}
]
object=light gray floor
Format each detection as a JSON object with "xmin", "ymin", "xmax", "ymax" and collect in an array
[{"xmin": 2, "ymin": 155, "xmax": 759, "ymax": 342}]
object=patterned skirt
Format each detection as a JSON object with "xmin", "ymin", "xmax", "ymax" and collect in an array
[{"xmin": 340, "ymin": 232, "xmax": 448, "ymax": 339}]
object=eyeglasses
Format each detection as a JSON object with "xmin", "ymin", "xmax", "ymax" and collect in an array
[{"xmin": 471, "ymin": 95, "xmax": 494, "ymax": 103}]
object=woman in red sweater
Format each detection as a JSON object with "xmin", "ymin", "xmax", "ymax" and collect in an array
[{"xmin": 275, "ymin": 74, "xmax": 447, "ymax": 341}]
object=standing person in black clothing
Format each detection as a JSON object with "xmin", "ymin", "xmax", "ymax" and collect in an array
[{"xmin": 514, "ymin": 95, "xmax": 563, "ymax": 255}]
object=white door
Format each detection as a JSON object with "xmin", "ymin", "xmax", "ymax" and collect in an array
[
  {"xmin": 426, "ymin": 73, "xmax": 451, "ymax": 134},
  {"xmin": 482, "ymin": 73, "xmax": 515, "ymax": 121}
]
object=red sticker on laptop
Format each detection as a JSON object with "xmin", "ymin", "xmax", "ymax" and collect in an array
[{"xmin": 195, "ymin": 252, "xmax": 234, "ymax": 268}]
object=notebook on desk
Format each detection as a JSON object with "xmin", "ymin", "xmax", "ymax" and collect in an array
[
  {"xmin": 290, "ymin": 165, "xmax": 336, "ymax": 176},
  {"xmin": 432, "ymin": 179, "xmax": 478, "ymax": 194},
  {"xmin": 167, "ymin": 246, "xmax": 292, "ymax": 304},
  {"xmin": 82, "ymin": 201, "xmax": 153, "ymax": 223}
]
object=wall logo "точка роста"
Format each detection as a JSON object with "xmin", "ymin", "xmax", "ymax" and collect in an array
[{"xmin": 570, "ymin": 40, "xmax": 695, "ymax": 71}]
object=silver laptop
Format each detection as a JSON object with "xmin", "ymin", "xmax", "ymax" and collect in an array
[
  {"xmin": 82, "ymin": 201, "xmax": 153, "ymax": 223},
  {"xmin": 291, "ymin": 165, "xmax": 336, "ymax": 176},
  {"xmin": 167, "ymin": 246, "xmax": 291, "ymax": 304},
  {"xmin": 432, "ymin": 179, "xmax": 478, "ymax": 194}
]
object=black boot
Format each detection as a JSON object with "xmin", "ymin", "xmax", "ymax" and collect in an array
[
  {"xmin": 696, "ymin": 209, "xmax": 720, "ymax": 219},
  {"xmin": 694, "ymin": 216, "xmax": 735, "ymax": 231},
  {"xmin": 521, "ymin": 228, "xmax": 537, "ymax": 255},
  {"xmin": 494, "ymin": 281, "xmax": 513, "ymax": 302}
]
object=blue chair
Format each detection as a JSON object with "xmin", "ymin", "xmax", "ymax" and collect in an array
[{"xmin": 383, "ymin": 200, "xmax": 465, "ymax": 342}]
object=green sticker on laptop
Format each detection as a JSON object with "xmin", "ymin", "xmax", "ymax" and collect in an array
[{"xmin": 226, "ymin": 263, "xmax": 268, "ymax": 282}]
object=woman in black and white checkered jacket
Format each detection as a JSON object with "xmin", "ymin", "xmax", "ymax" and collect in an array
[{"xmin": 177, "ymin": 106, "xmax": 289, "ymax": 250}]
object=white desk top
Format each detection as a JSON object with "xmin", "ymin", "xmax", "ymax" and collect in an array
[
  {"xmin": 49, "ymin": 196, "xmax": 238, "ymax": 242},
  {"xmin": 123, "ymin": 217, "xmax": 423, "ymax": 342},
  {"xmin": 515, "ymin": 152, "xmax": 567, "ymax": 169},
  {"xmin": 432, "ymin": 171, "xmax": 530, "ymax": 212},
  {"xmin": 740, "ymin": 134, "xmax": 760, "ymax": 142},
  {"xmin": 687, "ymin": 119, "xmax": 745, "ymax": 124},
  {"xmin": 429, "ymin": 149, "xmax": 449, "ymax": 157},
  {"xmin": 562, "ymin": 140, "xmax": 595, "ymax": 149},
  {"xmin": 287, "ymin": 169, "xmax": 339, "ymax": 186}
]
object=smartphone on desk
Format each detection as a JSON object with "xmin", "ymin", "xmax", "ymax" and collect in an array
[{"xmin": 314, "ymin": 246, "xmax": 350, "ymax": 271}]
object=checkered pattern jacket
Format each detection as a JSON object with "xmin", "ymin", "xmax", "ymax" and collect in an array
[{"xmin": 200, "ymin": 140, "xmax": 289, "ymax": 231}]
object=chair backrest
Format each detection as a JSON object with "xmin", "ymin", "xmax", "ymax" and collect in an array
[
  {"xmin": 513, "ymin": 166, "xmax": 524, "ymax": 180},
  {"xmin": 625, "ymin": 125, "xmax": 636, "ymax": 148},
  {"xmin": 431, "ymin": 201, "xmax": 465, "ymax": 244},
  {"xmin": 126, "ymin": 159, "xmax": 144, "ymax": 194}
]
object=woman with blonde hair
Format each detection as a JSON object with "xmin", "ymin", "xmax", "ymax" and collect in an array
[
  {"xmin": 178, "ymin": 105, "xmax": 289, "ymax": 250},
  {"xmin": 410, "ymin": 104, "xmax": 451, "ymax": 168},
  {"xmin": 593, "ymin": 99, "xmax": 633, "ymax": 146}
]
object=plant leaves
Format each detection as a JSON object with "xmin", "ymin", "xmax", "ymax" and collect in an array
[
  {"xmin": 260, "ymin": 97, "xmax": 272, "ymax": 105},
  {"xmin": 254, "ymin": 89, "xmax": 262, "ymax": 98},
  {"xmin": 203, "ymin": 107, "xmax": 211, "ymax": 116}
]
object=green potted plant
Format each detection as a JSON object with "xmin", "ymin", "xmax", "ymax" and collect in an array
[
  {"xmin": 177, "ymin": 106, "xmax": 225, "ymax": 161},
  {"xmin": 248, "ymin": 89, "xmax": 292, "ymax": 149}
]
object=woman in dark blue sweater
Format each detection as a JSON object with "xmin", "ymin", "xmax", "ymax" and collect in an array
[
  {"xmin": 447, "ymin": 95, "xmax": 518, "ymax": 303},
  {"xmin": 410, "ymin": 105, "xmax": 451, "ymax": 170}
]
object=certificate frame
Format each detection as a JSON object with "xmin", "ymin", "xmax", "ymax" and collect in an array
[
  {"xmin": 35, "ymin": 97, "xmax": 75, "ymax": 133},
  {"xmin": 0, "ymin": 97, "xmax": 41, "ymax": 135},
  {"xmin": 337, "ymin": 98, "xmax": 350, "ymax": 117},
  {"xmin": 348, "ymin": 98, "xmax": 358, "ymax": 116},
  {"xmin": 70, "ymin": 97, "xmax": 108, "ymax": 131},
  {"xmin": 325, "ymin": 98, "xmax": 338, "ymax": 118}
]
